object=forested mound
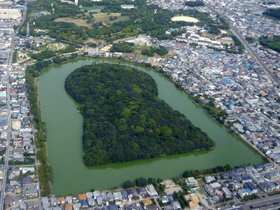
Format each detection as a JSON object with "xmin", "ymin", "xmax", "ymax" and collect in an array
[{"xmin": 65, "ymin": 64, "xmax": 214, "ymax": 166}]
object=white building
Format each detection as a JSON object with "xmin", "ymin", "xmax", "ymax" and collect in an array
[
  {"xmin": 0, "ymin": 8, "xmax": 21, "ymax": 20},
  {"xmin": 60, "ymin": 0, "xmax": 78, "ymax": 6}
]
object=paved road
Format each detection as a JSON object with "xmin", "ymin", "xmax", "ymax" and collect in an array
[
  {"xmin": 0, "ymin": 2, "xmax": 27, "ymax": 209},
  {"xmin": 0, "ymin": 30, "xmax": 15, "ymax": 210},
  {"xmin": 207, "ymin": 5, "xmax": 280, "ymax": 93},
  {"xmin": 206, "ymin": 4, "xmax": 280, "ymax": 170},
  {"xmin": 229, "ymin": 25, "xmax": 279, "ymax": 90},
  {"xmin": 235, "ymin": 194, "xmax": 280, "ymax": 210}
]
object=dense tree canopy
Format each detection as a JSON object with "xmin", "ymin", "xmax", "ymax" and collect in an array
[
  {"xmin": 185, "ymin": 0, "xmax": 205, "ymax": 7},
  {"xmin": 259, "ymin": 35, "xmax": 280, "ymax": 53},
  {"xmin": 23, "ymin": 0, "xmax": 228, "ymax": 44},
  {"xmin": 263, "ymin": 8, "xmax": 280, "ymax": 20},
  {"xmin": 65, "ymin": 64, "xmax": 214, "ymax": 166},
  {"xmin": 141, "ymin": 46, "xmax": 169, "ymax": 57},
  {"xmin": 110, "ymin": 42, "xmax": 135, "ymax": 53}
]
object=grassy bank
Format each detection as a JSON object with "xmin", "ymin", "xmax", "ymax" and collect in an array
[
  {"xmin": 26, "ymin": 64, "xmax": 51, "ymax": 196},
  {"xmin": 25, "ymin": 55, "xmax": 265, "ymax": 195},
  {"xmin": 25, "ymin": 55, "xmax": 78, "ymax": 196}
]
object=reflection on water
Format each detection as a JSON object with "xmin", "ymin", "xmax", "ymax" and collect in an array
[{"xmin": 38, "ymin": 58, "xmax": 264, "ymax": 195}]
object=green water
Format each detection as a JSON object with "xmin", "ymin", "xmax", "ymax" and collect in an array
[{"xmin": 38, "ymin": 58, "xmax": 264, "ymax": 196}]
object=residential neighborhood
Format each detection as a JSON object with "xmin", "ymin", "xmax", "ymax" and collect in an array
[{"xmin": 0, "ymin": 0, "xmax": 280, "ymax": 209}]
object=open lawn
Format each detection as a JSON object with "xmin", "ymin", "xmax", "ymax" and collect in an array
[
  {"xmin": 54, "ymin": 17, "xmax": 92, "ymax": 29},
  {"xmin": 93, "ymin": 12, "xmax": 128, "ymax": 25}
]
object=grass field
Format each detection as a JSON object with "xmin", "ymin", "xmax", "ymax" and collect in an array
[
  {"xmin": 54, "ymin": 17, "xmax": 92, "ymax": 28},
  {"xmin": 55, "ymin": 13, "xmax": 128, "ymax": 29},
  {"xmin": 93, "ymin": 12, "xmax": 129, "ymax": 25}
]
